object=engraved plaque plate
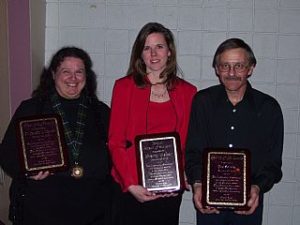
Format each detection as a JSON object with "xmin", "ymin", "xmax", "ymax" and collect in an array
[
  {"xmin": 202, "ymin": 148, "xmax": 250, "ymax": 210},
  {"xmin": 16, "ymin": 114, "xmax": 69, "ymax": 176},
  {"xmin": 135, "ymin": 132, "xmax": 182, "ymax": 193}
]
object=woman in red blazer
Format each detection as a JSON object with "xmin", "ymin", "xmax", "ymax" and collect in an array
[{"xmin": 108, "ymin": 22, "xmax": 197, "ymax": 225}]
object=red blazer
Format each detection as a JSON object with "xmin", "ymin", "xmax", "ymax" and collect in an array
[{"xmin": 108, "ymin": 75, "xmax": 197, "ymax": 192}]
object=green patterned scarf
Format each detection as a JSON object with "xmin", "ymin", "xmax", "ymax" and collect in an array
[{"xmin": 51, "ymin": 92, "xmax": 88, "ymax": 164}]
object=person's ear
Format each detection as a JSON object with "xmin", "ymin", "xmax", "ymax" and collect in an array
[
  {"xmin": 168, "ymin": 50, "xmax": 171, "ymax": 57},
  {"xmin": 214, "ymin": 66, "xmax": 220, "ymax": 77},
  {"xmin": 247, "ymin": 65, "xmax": 255, "ymax": 77}
]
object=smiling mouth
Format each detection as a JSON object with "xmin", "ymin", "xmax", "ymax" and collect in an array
[
  {"xmin": 151, "ymin": 59, "xmax": 160, "ymax": 63},
  {"xmin": 66, "ymin": 83, "xmax": 77, "ymax": 87}
]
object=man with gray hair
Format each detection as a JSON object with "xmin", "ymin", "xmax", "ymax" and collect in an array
[{"xmin": 185, "ymin": 38, "xmax": 284, "ymax": 225}]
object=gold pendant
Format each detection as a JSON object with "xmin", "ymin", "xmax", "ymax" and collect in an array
[{"xmin": 71, "ymin": 165, "xmax": 84, "ymax": 179}]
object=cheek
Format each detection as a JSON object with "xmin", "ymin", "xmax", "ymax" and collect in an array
[
  {"xmin": 54, "ymin": 76, "xmax": 63, "ymax": 87},
  {"xmin": 161, "ymin": 50, "xmax": 170, "ymax": 59},
  {"xmin": 79, "ymin": 78, "xmax": 86, "ymax": 88},
  {"xmin": 55, "ymin": 74, "xmax": 67, "ymax": 83},
  {"xmin": 241, "ymin": 74, "xmax": 249, "ymax": 81},
  {"xmin": 141, "ymin": 52, "xmax": 148, "ymax": 61},
  {"xmin": 217, "ymin": 73, "xmax": 226, "ymax": 81}
]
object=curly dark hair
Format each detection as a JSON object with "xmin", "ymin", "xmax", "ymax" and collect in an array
[
  {"xmin": 32, "ymin": 46, "xmax": 98, "ymax": 100},
  {"xmin": 127, "ymin": 22, "xmax": 182, "ymax": 89}
]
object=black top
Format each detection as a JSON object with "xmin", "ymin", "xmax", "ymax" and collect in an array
[
  {"xmin": 185, "ymin": 83, "xmax": 284, "ymax": 193},
  {"xmin": 0, "ymin": 95, "xmax": 111, "ymax": 225}
]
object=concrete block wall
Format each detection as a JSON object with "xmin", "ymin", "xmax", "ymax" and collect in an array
[{"xmin": 45, "ymin": 1, "xmax": 300, "ymax": 225}]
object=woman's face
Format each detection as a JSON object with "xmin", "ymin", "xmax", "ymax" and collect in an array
[
  {"xmin": 53, "ymin": 57, "xmax": 86, "ymax": 99},
  {"xmin": 141, "ymin": 32, "xmax": 171, "ymax": 76}
]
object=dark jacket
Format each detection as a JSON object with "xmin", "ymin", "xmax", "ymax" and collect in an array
[{"xmin": 0, "ymin": 96, "xmax": 112, "ymax": 225}]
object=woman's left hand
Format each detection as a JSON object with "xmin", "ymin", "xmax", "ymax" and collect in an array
[
  {"xmin": 158, "ymin": 192, "xmax": 179, "ymax": 198},
  {"xmin": 29, "ymin": 171, "xmax": 50, "ymax": 180},
  {"xmin": 128, "ymin": 185, "xmax": 161, "ymax": 203}
]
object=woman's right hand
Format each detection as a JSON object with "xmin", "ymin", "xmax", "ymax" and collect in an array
[
  {"xmin": 29, "ymin": 171, "xmax": 50, "ymax": 180},
  {"xmin": 128, "ymin": 185, "xmax": 161, "ymax": 203}
]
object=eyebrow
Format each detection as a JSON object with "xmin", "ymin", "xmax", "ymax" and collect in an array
[{"xmin": 59, "ymin": 67, "xmax": 85, "ymax": 70}]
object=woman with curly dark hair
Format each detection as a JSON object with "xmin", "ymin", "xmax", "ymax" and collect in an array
[{"xmin": 0, "ymin": 47, "xmax": 112, "ymax": 225}]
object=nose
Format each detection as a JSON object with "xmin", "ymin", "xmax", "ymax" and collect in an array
[
  {"xmin": 228, "ymin": 65, "xmax": 236, "ymax": 76},
  {"xmin": 69, "ymin": 72, "xmax": 77, "ymax": 80},
  {"xmin": 151, "ymin": 48, "xmax": 157, "ymax": 56}
]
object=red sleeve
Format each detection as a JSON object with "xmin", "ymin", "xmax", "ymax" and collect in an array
[{"xmin": 108, "ymin": 79, "xmax": 136, "ymax": 191}]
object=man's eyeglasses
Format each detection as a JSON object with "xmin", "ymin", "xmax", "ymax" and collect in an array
[{"xmin": 217, "ymin": 63, "xmax": 249, "ymax": 73}]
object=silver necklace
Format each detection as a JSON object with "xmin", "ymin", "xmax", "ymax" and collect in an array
[{"xmin": 151, "ymin": 88, "xmax": 168, "ymax": 98}]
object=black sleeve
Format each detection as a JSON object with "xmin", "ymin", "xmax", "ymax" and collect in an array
[
  {"xmin": 253, "ymin": 100, "xmax": 284, "ymax": 193},
  {"xmin": 93, "ymin": 100, "xmax": 110, "ymax": 141},
  {"xmin": 0, "ymin": 103, "xmax": 27, "ymax": 178},
  {"xmin": 0, "ymin": 119, "xmax": 20, "ymax": 177},
  {"xmin": 185, "ymin": 93, "xmax": 210, "ymax": 184},
  {"xmin": 0, "ymin": 99, "xmax": 42, "ymax": 178}
]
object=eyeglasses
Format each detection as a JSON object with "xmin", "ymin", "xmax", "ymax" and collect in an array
[{"xmin": 217, "ymin": 63, "xmax": 249, "ymax": 73}]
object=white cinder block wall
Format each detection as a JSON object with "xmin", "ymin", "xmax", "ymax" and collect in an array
[{"xmin": 45, "ymin": 1, "xmax": 300, "ymax": 225}]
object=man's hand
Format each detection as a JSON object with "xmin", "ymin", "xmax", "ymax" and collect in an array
[
  {"xmin": 235, "ymin": 185, "xmax": 260, "ymax": 215},
  {"xmin": 184, "ymin": 173, "xmax": 191, "ymax": 191},
  {"xmin": 193, "ymin": 183, "xmax": 220, "ymax": 214}
]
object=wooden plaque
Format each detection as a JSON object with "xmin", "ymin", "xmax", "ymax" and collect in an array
[
  {"xmin": 135, "ymin": 132, "xmax": 182, "ymax": 193},
  {"xmin": 202, "ymin": 148, "xmax": 251, "ymax": 210},
  {"xmin": 16, "ymin": 114, "xmax": 69, "ymax": 176}
]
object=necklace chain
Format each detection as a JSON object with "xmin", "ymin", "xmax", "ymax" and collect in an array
[{"xmin": 151, "ymin": 88, "xmax": 168, "ymax": 98}]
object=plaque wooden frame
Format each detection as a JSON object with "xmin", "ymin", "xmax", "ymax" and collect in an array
[
  {"xmin": 16, "ymin": 114, "xmax": 69, "ymax": 176},
  {"xmin": 202, "ymin": 148, "xmax": 251, "ymax": 210},
  {"xmin": 135, "ymin": 132, "xmax": 183, "ymax": 193}
]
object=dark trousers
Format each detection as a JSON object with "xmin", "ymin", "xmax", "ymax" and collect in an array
[
  {"xmin": 197, "ymin": 195, "xmax": 264, "ymax": 225},
  {"xmin": 112, "ymin": 183, "xmax": 182, "ymax": 225},
  {"xmin": 10, "ymin": 178, "xmax": 112, "ymax": 225}
]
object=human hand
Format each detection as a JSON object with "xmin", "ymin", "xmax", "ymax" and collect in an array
[
  {"xmin": 193, "ymin": 183, "xmax": 220, "ymax": 214},
  {"xmin": 29, "ymin": 171, "xmax": 50, "ymax": 180},
  {"xmin": 235, "ymin": 185, "xmax": 260, "ymax": 215},
  {"xmin": 128, "ymin": 185, "xmax": 160, "ymax": 203},
  {"xmin": 158, "ymin": 192, "xmax": 179, "ymax": 198},
  {"xmin": 184, "ymin": 173, "xmax": 191, "ymax": 191}
]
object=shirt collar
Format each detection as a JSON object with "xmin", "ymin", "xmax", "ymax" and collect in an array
[{"xmin": 217, "ymin": 81, "xmax": 256, "ymax": 110}]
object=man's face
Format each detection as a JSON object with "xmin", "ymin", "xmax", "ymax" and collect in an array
[{"xmin": 215, "ymin": 48, "xmax": 254, "ymax": 96}]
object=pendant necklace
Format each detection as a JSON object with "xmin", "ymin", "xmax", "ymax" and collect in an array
[
  {"xmin": 151, "ymin": 89, "xmax": 167, "ymax": 98},
  {"xmin": 150, "ymin": 84, "xmax": 168, "ymax": 99},
  {"xmin": 72, "ymin": 162, "xmax": 84, "ymax": 178}
]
